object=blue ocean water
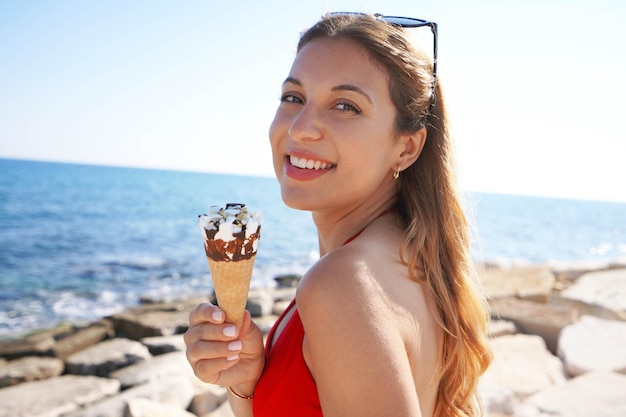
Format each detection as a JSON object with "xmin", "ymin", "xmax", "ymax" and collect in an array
[{"xmin": 1, "ymin": 158, "xmax": 625, "ymax": 337}]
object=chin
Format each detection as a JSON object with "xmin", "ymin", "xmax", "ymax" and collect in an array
[{"xmin": 278, "ymin": 185, "xmax": 319, "ymax": 212}]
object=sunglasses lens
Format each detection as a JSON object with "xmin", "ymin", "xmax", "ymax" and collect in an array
[
  {"xmin": 330, "ymin": 13, "xmax": 432, "ymax": 29},
  {"xmin": 380, "ymin": 16, "xmax": 429, "ymax": 28}
]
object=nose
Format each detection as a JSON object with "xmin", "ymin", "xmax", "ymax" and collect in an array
[{"xmin": 287, "ymin": 103, "xmax": 323, "ymax": 142}]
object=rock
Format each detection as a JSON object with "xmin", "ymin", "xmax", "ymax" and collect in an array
[
  {"xmin": 254, "ymin": 315, "xmax": 279, "ymax": 335},
  {"xmin": 609, "ymin": 256, "xmax": 626, "ymax": 269},
  {"xmin": 52, "ymin": 320, "xmax": 114, "ymax": 359},
  {"xmin": 268, "ymin": 286, "xmax": 297, "ymax": 302},
  {"xmin": 119, "ymin": 375, "xmax": 195, "ymax": 410},
  {"xmin": 548, "ymin": 260, "xmax": 611, "ymax": 283},
  {"xmin": 480, "ymin": 266, "xmax": 555, "ymax": 302},
  {"xmin": 109, "ymin": 351, "xmax": 191, "ymax": 389},
  {"xmin": 488, "ymin": 319, "xmax": 517, "ymax": 338},
  {"xmin": 560, "ymin": 268, "xmax": 626, "ymax": 320},
  {"xmin": 272, "ymin": 299, "xmax": 292, "ymax": 316},
  {"xmin": 481, "ymin": 334, "xmax": 566, "ymax": 400},
  {"xmin": 61, "ymin": 394, "xmax": 127, "ymax": 417},
  {"xmin": 66, "ymin": 338, "xmax": 152, "ymax": 377},
  {"xmin": 550, "ymin": 294, "xmax": 625, "ymax": 322},
  {"xmin": 125, "ymin": 397, "xmax": 197, "ymax": 417},
  {"xmin": 479, "ymin": 380, "xmax": 519, "ymax": 416},
  {"xmin": 0, "ymin": 374, "xmax": 120, "ymax": 417},
  {"xmin": 188, "ymin": 381, "xmax": 228, "ymax": 416},
  {"xmin": 557, "ymin": 315, "xmax": 626, "ymax": 377},
  {"xmin": 141, "ymin": 334, "xmax": 186, "ymax": 355},
  {"xmin": 62, "ymin": 376, "xmax": 195, "ymax": 417},
  {"xmin": 521, "ymin": 372, "xmax": 626, "ymax": 417},
  {"xmin": 489, "ymin": 297, "xmax": 578, "ymax": 353},
  {"xmin": 109, "ymin": 303, "xmax": 191, "ymax": 340},
  {"xmin": 208, "ymin": 399, "xmax": 236, "ymax": 417},
  {"xmin": 0, "ymin": 356, "xmax": 64, "ymax": 388},
  {"xmin": 274, "ymin": 273, "xmax": 301, "ymax": 288},
  {"xmin": 0, "ymin": 321, "xmax": 114, "ymax": 362},
  {"xmin": 0, "ymin": 324, "xmax": 71, "ymax": 360},
  {"xmin": 246, "ymin": 290, "xmax": 274, "ymax": 317}
]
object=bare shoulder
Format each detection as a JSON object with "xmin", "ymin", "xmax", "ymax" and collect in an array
[
  {"xmin": 296, "ymin": 237, "xmax": 394, "ymax": 321},
  {"xmin": 296, "ymin": 225, "xmax": 431, "ymax": 329},
  {"xmin": 295, "ymin": 226, "xmax": 441, "ymax": 415}
]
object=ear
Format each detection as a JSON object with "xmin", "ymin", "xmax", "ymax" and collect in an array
[{"xmin": 397, "ymin": 127, "xmax": 427, "ymax": 169}]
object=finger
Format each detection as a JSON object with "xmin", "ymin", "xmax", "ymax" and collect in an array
[
  {"xmin": 240, "ymin": 310, "xmax": 252, "ymax": 336},
  {"xmin": 189, "ymin": 302, "xmax": 225, "ymax": 326},
  {"xmin": 186, "ymin": 339, "xmax": 243, "ymax": 364},
  {"xmin": 192, "ymin": 357, "xmax": 240, "ymax": 385},
  {"xmin": 184, "ymin": 322, "xmax": 240, "ymax": 346}
]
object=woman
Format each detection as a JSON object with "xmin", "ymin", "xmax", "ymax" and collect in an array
[{"xmin": 185, "ymin": 13, "xmax": 492, "ymax": 417}]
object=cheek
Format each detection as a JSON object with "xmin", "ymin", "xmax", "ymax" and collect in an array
[
  {"xmin": 268, "ymin": 116, "xmax": 281, "ymax": 155},
  {"xmin": 268, "ymin": 114, "xmax": 285, "ymax": 177},
  {"xmin": 268, "ymin": 109, "xmax": 287, "ymax": 146}
]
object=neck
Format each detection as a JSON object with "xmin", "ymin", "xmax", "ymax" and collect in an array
[{"xmin": 313, "ymin": 194, "xmax": 398, "ymax": 256}]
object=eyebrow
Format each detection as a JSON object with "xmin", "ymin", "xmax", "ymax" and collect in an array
[{"xmin": 283, "ymin": 77, "xmax": 373, "ymax": 104}]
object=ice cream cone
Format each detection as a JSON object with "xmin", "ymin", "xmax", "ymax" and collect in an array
[
  {"xmin": 198, "ymin": 203, "xmax": 261, "ymax": 330},
  {"xmin": 207, "ymin": 256, "xmax": 256, "ymax": 329}
]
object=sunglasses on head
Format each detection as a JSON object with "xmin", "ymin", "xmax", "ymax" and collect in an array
[{"xmin": 329, "ymin": 12, "xmax": 438, "ymax": 122}]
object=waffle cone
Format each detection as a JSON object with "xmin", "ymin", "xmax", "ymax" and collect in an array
[{"xmin": 207, "ymin": 256, "xmax": 256, "ymax": 329}]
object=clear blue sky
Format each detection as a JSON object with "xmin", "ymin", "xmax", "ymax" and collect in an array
[{"xmin": 1, "ymin": 0, "xmax": 625, "ymax": 202}]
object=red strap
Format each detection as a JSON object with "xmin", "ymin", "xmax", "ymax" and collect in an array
[{"xmin": 342, "ymin": 207, "xmax": 395, "ymax": 246}]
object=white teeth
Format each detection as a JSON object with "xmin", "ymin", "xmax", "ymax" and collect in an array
[{"xmin": 289, "ymin": 155, "xmax": 331, "ymax": 170}]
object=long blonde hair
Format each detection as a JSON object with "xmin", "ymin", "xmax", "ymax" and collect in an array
[{"xmin": 298, "ymin": 14, "xmax": 492, "ymax": 416}]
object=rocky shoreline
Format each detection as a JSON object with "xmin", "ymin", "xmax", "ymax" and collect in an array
[{"xmin": 1, "ymin": 261, "xmax": 626, "ymax": 417}]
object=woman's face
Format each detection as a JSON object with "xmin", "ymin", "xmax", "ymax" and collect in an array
[{"xmin": 269, "ymin": 37, "xmax": 405, "ymax": 213}]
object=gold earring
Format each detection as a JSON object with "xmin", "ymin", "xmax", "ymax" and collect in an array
[{"xmin": 393, "ymin": 166, "xmax": 400, "ymax": 180}]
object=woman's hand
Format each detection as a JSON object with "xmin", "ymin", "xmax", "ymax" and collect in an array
[{"xmin": 184, "ymin": 303, "xmax": 265, "ymax": 395}]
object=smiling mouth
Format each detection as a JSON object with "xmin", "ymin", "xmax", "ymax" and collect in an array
[{"xmin": 289, "ymin": 155, "xmax": 335, "ymax": 170}]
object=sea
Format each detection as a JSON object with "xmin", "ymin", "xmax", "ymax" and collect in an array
[{"xmin": 1, "ymin": 158, "xmax": 625, "ymax": 338}]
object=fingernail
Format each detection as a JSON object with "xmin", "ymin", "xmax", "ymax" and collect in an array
[
  {"xmin": 228, "ymin": 340, "xmax": 243, "ymax": 351},
  {"xmin": 226, "ymin": 353, "xmax": 239, "ymax": 361},
  {"xmin": 223, "ymin": 326, "xmax": 236, "ymax": 338},
  {"xmin": 212, "ymin": 310, "xmax": 224, "ymax": 321}
]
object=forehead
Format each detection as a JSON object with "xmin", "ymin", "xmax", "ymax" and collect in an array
[{"xmin": 288, "ymin": 38, "xmax": 390, "ymax": 90}]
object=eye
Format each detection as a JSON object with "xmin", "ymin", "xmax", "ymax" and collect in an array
[
  {"xmin": 334, "ymin": 101, "xmax": 361, "ymax": 114},
  {"xmin": 280, "ymin": 93, "xmax": 304, "ymax": 105}
]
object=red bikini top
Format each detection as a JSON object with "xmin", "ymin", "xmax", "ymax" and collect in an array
[{"xmin": 252, "ymin": 298, "xmax": 321, "ymax": 416}]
